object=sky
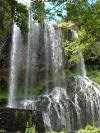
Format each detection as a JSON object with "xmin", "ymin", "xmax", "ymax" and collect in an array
[
  {"xmin": 45, "ymin": 2, "xmax": 66, "ymax": 23},
  {"xmin": 16, "ymin": 0, "xmax": 66, "ymax": 23}
]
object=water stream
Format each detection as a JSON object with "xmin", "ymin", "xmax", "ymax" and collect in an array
[
  {"xmin": 8, "ymin": 24, "xmax": 22, "ymax": 107},
  {"xmin": 44, "ymin": 23, "xmax": 66, "ymax": 92},
  {"xmin": 8, "ymin": 9, "xmax": 100, "ymax": 132},
  {"xmin": 25, "ymin": 9, "xmax": 40, "ymax": 98},
  {"xmin": 71, "ymin": 29, "xmax": 87, "ymax": 76},
  {"xmin": 78, "ymin": 52, "xmax": 87, "ymax": 76}
]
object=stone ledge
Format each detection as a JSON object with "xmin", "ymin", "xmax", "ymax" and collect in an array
[{"xmin": 0, "ymin": 107, "xmax": 45, "ymax": 133}]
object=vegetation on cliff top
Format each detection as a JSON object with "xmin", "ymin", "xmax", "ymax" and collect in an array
[
  {"xmin": 0, "ymin": 0, "xmax": 99, "ymax": 63},
  {"xmin": 0, "ymin": 0, "xmax": 28, "ymax": 37}
]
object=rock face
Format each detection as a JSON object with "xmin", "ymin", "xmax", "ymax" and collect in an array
[
  {"xmin": 0, "ymin": 22, "xmax": 100, "ymax": 132},
  {"xmin": 0, "ymin": 30, "xmax": 12, "ymax": 92},
  {"xmin": 0, "ymin": 24, "xmax": 71, "ymax": 93},
  {"xmin": 16, "ymin": 76, "xmax": 100, "ymax": 132},
  {"xmin": 0, "ymin": 107, "xmax": 45, "ymax": 133},
  {"xmin": 0, "ymin": 76, "xmax": 100, "ymax": 132}
]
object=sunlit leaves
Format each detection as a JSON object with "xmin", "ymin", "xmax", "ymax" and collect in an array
[
  {"xmin": 63, "ymin": 27, "xmax": 96, "ymax": 63},
  {"xmin": 78, "ymin": 125, "xmax": 100, "ymax": 133},
  {"xmin": 31, "ymin": 0, "xmax": 66, "ymax": 22},
  {"xmin": 31, "ymin": 0, "xmax": 45, "ymax": 22},
  {"xmin": 0, "ymin": 0, "xmax": 28, "ymax": 35},
  {"xmin": 62, "ymin": 0, "xmax": 100, "ymax": 63},
  {"xmin": 14, "ymin": 2, "xmax": 28, "ymax": 33}
]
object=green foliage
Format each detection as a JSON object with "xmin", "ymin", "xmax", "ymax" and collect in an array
[
  {"xmin": 16, "ymin": 131, "xmax": 22, "ymax": 133},
  {"xmin": 46, "ymin": 128, "xmax": 68, "ymax": 133},
  {"xmin": 64, "ymin": 67, "xmax": 100, "ymax": 84},
  {"xmin": 60, "ymin": 128, "xmax": 68, "ymax": 133},
  {"xmin": 30, "ymin": 0, "xmax": 100, "ymax": 65},
  {"xmin": 25, "ymin": 127, "xmax": 36, "ymax": 133},
  {"xmin": 31, "ymin": 0, "xmax": 66, "ymax": 22},
  {"xmin": 14, "ymin": 2, "xmax": 28, "ymax": 33},
  {"xmin": 0, "ymin": 0, "xmax": 12, "ymax": 38},
  {"xmin": 77, "ymin": 125, "xmax": 100, "ymax": 133},
  {"xmin": 63, "ymin": 27, "xmax": 94, "ymax": 63},
  {"xmin": 27, "ymin": 115, "xmax": 33, "ymax": 127},
  {"xmin": 0, "ymin": 0, "xmax": 28, "ymax": 36},
  {"xmin": 63, "ymin": 40, "xmax": 80, "ymax": 62},
  {"xmin": 65, "ymin": 69, "xmax": 77, "ymax": 77},
  {"xmin": 31, "ymin": 0, "xmax": 45, "ymax": 23},
  {"xmin": 25, "ymin": 126, "xmax": 36, "ymax": 133},
  {"xmin": 87, "ymin": 69, "xmax": 100, "ymax": 84},
  {"xmin": 25, "ymin": 115, "xmax": 37, "ymax": 133},
  {"xmin": 84, "ymin": 41, "xmax": 100, "ymax": 61},
  {"xmin": 63, "ymin": 0, "xmax": 100, "ymax": 63},
  {"xmin": 66, "ymin": 0, "xmax": 100, "ymax": 38}
]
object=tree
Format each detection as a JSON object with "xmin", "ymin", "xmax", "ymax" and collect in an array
[
  {"xmin": 29, "ymin": 0, "xmax": 99, "ymax": 63},
  {"xmin": 30, "ymin": 0, "xmax": 66, "ymax": 22},
  {"xmin": 31, "ymin": 0, "xmax": 45, "ymax": 23},
  {"xmin": 0, "ymin": 0, "xmax": 28, "ymax": 37},
  {"xmin": 63, "ymin": 0, "xmax": 100, "ymax": 62}
]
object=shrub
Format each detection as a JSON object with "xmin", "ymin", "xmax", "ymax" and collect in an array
[
  {"xmin": 77, "ymin": 125, "xmax": 100, "ymax": 133},
  {"xmin": 25, "ymin": 115, "xmax": 37, "ymax": 133},
  {"xmin": 87, "ymin": 69, "xmax": 100, "ymax": 84},
  {"xmin": 46, "ymin": 128, "xmax": 68, "ymax": 133},
  {"xmin": 25, "ymin": 127, "xmax": 36, "ymax": 133}
]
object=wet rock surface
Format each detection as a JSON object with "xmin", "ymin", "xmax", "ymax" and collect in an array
[
  {"xmin": 15, "ymin": 76, "xmax": 100, "ymax": 132},
  {"xmin": 0, "ymin": 107, "xmax": 45, "ymax": 133},
  {"xmin": 0, "ymin": 76, "xmax": 100, "ymax": 132}
]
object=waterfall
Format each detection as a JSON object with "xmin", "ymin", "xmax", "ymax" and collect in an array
[
  {"xmin": 43, "ymin": 24, "xmax": 71, "ymax": 131},
  {"xmin": 44, "ymin": 24, "xmax": 66, "ymax": 92},
  {"xmin": 48, "ymin": 24, "xmax": 66, "ymax": 87},
  {"xmin": 8, "ymin": 24, "xmax": 22, "ymax": 107},
  {"xmin": 25, "ymin": 9, "xmax": 40, "ymax": 98},
  {"xmin": 75, "ymin": 76, "xmax": 100, "ymax": 126},
  {"xmin": 19, "ymin": 76, "xmax": 100, "ymax": 131},
  {"xmin": 49, "ymin": 24, "xmax": 65, "ymax": 87},
  {"xmin": 71, "ymin": 29, "xmax": 87, "ymax": 76},
  {"xmin": 7, "ymin": 9, "xmax": 100, "ymax": 132},
  {"xmin": 8, "ymin": 15, "xmax": 100, "ymax": 132},
  {"xmin": 44, "ymin": 24, "xmax": 50, "ymax": 93},
  {"xmin": 78, "ymin": 52, "xmax": 87, "ymax": 76}
]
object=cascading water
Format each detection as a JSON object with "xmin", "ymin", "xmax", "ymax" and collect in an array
[
  {"xmin": 8, "ymin": 9, "xmax": 100, "ymax": 132},
  {"xmin": 71, "ymin": 29, "xmax": 87, "ymax": 76},
  {"xmin": 39, "ymin": 24, "xmax": 72, "ymax": 131},
  {"xmin": 49, "ymin": 24, "xmax": 66, "ymax": 87},
  {"xmin": 78, "ymin": 52, "xmax": 87, "ymax": 76},
  {"xmin": 44, "ymin": 24, "xmax": 50, "ymax": 93},
  {"xmin": 74, "ymin": 76, "xmax": 100, "ymax": 126},
  {"xmin": 44, "ymin": 23, "xmax": 66, "ymax": 92},
  {"xmin": 47, "ymin": 24, "xmax": 66, "ymax": 88},
  {"xmin": 25, "ymin": 9, "xmax": 40, "ymax": 98},
  {"xmin": 19, "ymin": 76, "xmax": 100, "ymax": 131},
  {"xmin": 8, "ymin": 24, "xmax": 22, "ymax": 107}
]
